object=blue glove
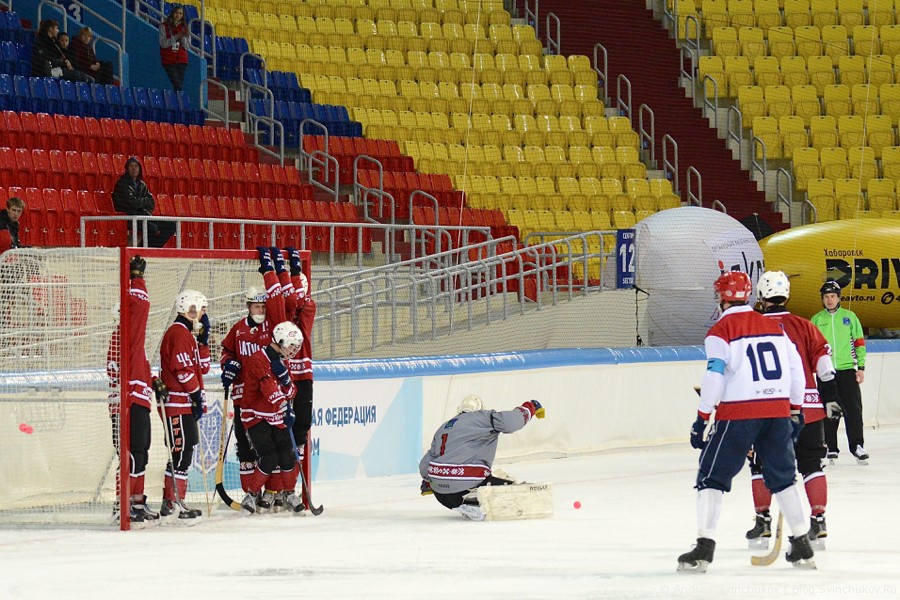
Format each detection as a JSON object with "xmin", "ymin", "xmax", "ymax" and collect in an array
[
  {"xmin": 189, "ymin": 390, "xmax": 204, "ymax": 420},
  {"xmin": 257, "ymin": 247, "xmax": 273, "ymax": 274},
  {"xmin": 420, "ymin": 479, "xmax": 433, "ymax": 496},
  {"xmin": 196, "ymin": 313, "xmax": 211, "ymax": 346},
  {"xmin": 283, "ymin": 402, "xmax": 296, "ymax": 429},
  {"xmin": 270, "ymin": 247, "xmax": 287, "ymax": 274},
  {"xmin": 221, "ymin": 359, "xmax": 241, "ymax": 392},
  {"xmin": 271, "ymin": 356, "xmax": 292, "ymax": 389},
  {"xmin": 790, "ymin": 411, "xmax": 804, "ymax": 443},
  {"xmin": 690, "ymin": 416, "xmax": 708, "ymax": 449},
  {"xmin": 286, "ymin": 246, "xmax": 303, "ymax": 277}
]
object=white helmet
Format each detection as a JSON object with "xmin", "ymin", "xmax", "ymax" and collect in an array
[
  {"xmin": 457, "ymin": 394, "xmax": 483, "ymax": 414},
  {"xmin": 757, "ymin": 271, "xmax": 790, "ymax": 302},
  {"xmin": 175, "ymin": 289, "xmax": 207, "ymax": 315},
  {"xmin": 245, "ymin": 287, "xmax": 267, "ymax": 303},
  {"xmin": 273, "ymin": 321, "xmax": 303, "ymax": 358}
]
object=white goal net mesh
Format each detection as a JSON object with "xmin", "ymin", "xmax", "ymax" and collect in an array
[{"xmin": 0, "ymin": 248, "xmax": 260, "ymax": 527}]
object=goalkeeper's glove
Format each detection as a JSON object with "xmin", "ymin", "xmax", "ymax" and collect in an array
[
  {"xmin": 521, "ymin": 399, "xmax": 545, "ymax": 419},
  {"xmin": 129, "ymin": 255, "xmax": 146, "ymax": 279}
]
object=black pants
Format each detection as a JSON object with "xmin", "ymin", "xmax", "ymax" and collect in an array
[
  {"xmin": 163, "ymin": 62, "xmax": 187, "ymax": 91},
  {"xmin": 88, "ymin": 61, "xmax": 115, "ymax": 85},
  {"xmin": 62, "ymin": 68, "xmax": 94, "ymax": 84},
  {"xmin": 110, "ymin": 404, "xmax": 151, "ymax": 479},
  {"xmin": 434, "ymin": 476, "xmax": 512, "ymax": 510},
  {"xmin": 163, "ymin": 412, "xmax": 199, "ymax": 478},
  {"xmin": 247, "ymin": 421, "xmax": 296, "ymax": 476},
  {"xmin": 292, "ymin": 379, "xmax": 313, "ymax": 446},
  {"xmin": 148, "ymin": 220, "xmax": 175, "ymax": 248},
  {"xmin": 233, "ymin": 406, "xmax": 257, "ymax": 463},
  {"xmin": 824, "ymin": 369, "xmax": 865, "ymax": 455},
  {"xmin": 749, "ymin": 418, "xmax": 826, "ymax": 478}
]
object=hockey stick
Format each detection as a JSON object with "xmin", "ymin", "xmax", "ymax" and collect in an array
[
  {"xmin": 289, "ymin": 428, "xmax": 323, "ymax": 515},
  {"xmin": 214, "ymin": 388, "xmax": 242, "ymax": 510},
  {"xmin": 751, "ymin": 511, "xmax": 784, "ymax": 566}
]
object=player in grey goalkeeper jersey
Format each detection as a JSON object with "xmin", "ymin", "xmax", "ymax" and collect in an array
[{"xmin": 419, "ymin": 395, "xmax": 544, "ymax": 518}]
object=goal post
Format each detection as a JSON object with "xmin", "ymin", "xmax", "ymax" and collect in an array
[{"xmin": 0, "ymin": 246, "xmax": 311, "ymax": 531}]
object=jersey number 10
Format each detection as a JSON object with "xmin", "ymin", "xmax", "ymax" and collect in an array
[{"xmin": 746, "ymin": 341, "xmax": 783, "ymax": 381}]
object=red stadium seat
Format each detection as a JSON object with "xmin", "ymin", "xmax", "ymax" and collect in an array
[
  {"xmin": 129, "ymin": 119, "xmax": 148, "ymax": 156},
  {"xmin": 1, "ymin": 111, "xmax": 23, "ymax": 147},
  {"xmin": 143, "ymin": 121, "xmax": 162, "ymax": 156},
  {"xmin": 229, "ymin": 161, "xmax": 247, "ymax": 197},
  {"xmin": 52, "ymin": 114, "xmax": 73, "ymax": 151},
  {"xmin": 202, "ymin": 159, "xmax": 220, "ymax": 197},
  {"xmin": 171, "ymin": 123, "xmax": 191, "ymax": 157},
  {"xmin": 30, "ymin": 149, "xmax": 51, "ymax": 190},
  {"xmin": 158, "ymin": 122, "xmax": 178, "ymax": 157},
  {"xmin": 81, "ymin": 152, "xmax": 100, "ymax": 192}
]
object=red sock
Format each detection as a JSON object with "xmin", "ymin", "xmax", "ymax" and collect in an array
[
  {"xmin": 804, "ymin": 473, "xmax": 827, "ymax": 515},
  {"xmin": 751, "ymin": 476, "xmax": 772, "ymax": 513}
]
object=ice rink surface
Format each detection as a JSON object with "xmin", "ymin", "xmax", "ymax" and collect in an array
[{"xmin": 2, "ymin": 427, "xmax": 899, "ymax": 600}]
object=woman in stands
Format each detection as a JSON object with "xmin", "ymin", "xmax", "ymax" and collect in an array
[
  {"xmin": 31, "ymin": 19, "xmax": 93, "ymax": 83},
  {"xmin": 70, "ymin": 27, "xmax": 115, "ymax": 85},
  {"xmin": 159, "ymin": 5, "xmax": 190, "ymax": 91}
]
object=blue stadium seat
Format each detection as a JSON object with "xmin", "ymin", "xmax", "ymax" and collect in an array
[
  {"xmin": 162, "ymin": 89, "xmax": 179, "ymax": 122},
  {"xmin": 45, "ymin": 78, "xmax": 62, "ymax": 113},
  {"xmin": 75, "ymin": 81, "xmax": 94, "ymax": 117},
  {"xmin": 133, "ymin": 87, "xmax": 151, "ymax": 120},
  {"xmin": 59, "ymin": 79, "xmax": 78, "ymax": 114},
  {"xmin": 119, "ymin": 86, "xmax": 136, "ymax": 120},
  {"xmin": 0, "ymin": 73, "xmax": 11, "ymax": 110},
  {"xmin": 27, "ymin": 77, "xmax": 48, "ymax": 112},
  {"xmin": 106, "ymin": 84, "xmax": 123, "ymax": 118},
  {"xmin": 90, "ymin": 83, "xmax": 109, "ymax": 117},
  {"xmin": 149, "ymin": 88, "xmax": 166, "ymax": 121}
]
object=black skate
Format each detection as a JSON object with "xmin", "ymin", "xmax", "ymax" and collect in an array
[
  {"xmin": 241, "ymin": 492, "xmax": 260, "ymax": 515},
  {"xmin": 853, "ymin": 446, "xmax": 869, "ymax": 465},
  {"xmin": 826, "ymin": 451, "xmax": 838, "ymax": 466},
  {"xmin": 131, "ymin": 497, "xmax": 160, "ymax": 528},
  {"xmin": 746, "ymin": 511, "xmax": 772, "ymax": 549},
  {"xmin": 808, "ymin": 514, "xmax": 827, "ymax": 549},
  {"xmin": 677, "ymin": 537, "xmax": 715, "ymax": 573},
  {"xmin": 786, "ymin": 534, "xmax": 817, "ymax": 569},
  {"xmin": 160, "ymin": 499, "xmax": 201, "ymax": 526}
]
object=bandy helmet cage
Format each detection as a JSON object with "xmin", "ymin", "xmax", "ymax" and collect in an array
[
  {"xmin": 273, "ymin": 321, "xmax": 304, "ymax": 358},
  {"xmin": 714, "ymin": 271, "xmax": 753, "ymax": 302},
  {"xmin": 757, "ymin": 271, "xmax": 791, "ymax": 301}
]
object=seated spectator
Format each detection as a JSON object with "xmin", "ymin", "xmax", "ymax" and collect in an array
[
  {"xmin": 112, "ymin": 157, "xmax": 175, "ymax": 248},
  {"xmin": 0, "ymin": 197, "xmax": 25, "ymax": 253},
  {"xmin": 56, "ymin": 32, "xmax": 73, "ymax": 61},
  {"xmin": 31, "ymin": 19, "xmax": 94, "ymax": 84},
  {"xmin": 70, "ymin": 27, "xmax": 115, "ymax": 86}
]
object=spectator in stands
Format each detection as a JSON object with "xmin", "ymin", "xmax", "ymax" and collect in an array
[
  {"xmin": 0, "ymin": 197, "xmax": 24, "ymax": 254},
  {"xmin": 159, "ymin": 5, "xmax": 190, "ymax": 91},
  {"xmin": 56, "ymin": 32, "xmax": 73, "ymax": 61},
  {"xmin": 31, "ymin": 19, "xmax": 94, "ymax": 83},
  {"xmin": 112, "ymin": 157, "xmax": 175, "ymax": 248},
  {"xmin": 70, "ymin": 27, "xmax": 115, "ymax": 86}
]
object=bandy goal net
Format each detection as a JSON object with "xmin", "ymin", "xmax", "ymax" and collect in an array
[{"xmin": 0, "ymin": 247, "xmax": 310, "ymax": 530}]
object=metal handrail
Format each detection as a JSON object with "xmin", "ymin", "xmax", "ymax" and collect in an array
[
  {"xmin": 638, "ymin": 104, "xmax": 655, "ymax": 165},
  {"xmin": 727, "ymin": 105, "xmax": 744, "ymax": 164},
  {"xmin": 662, "ymin": 134, "xmax": 679, "ymax": 193},
  {"xmin": 239, "ymin": 51, "xmax": 268, "ymax": 120},
  {"xmin": 299, "ymin": 118, "xmax": 330, "ymax": 171},
  {"xmin": 408, "ymin": 190, "xmax": 441, "ymax": 257},
  {"xmin": 200, "ymin": 78, "xmax": 229, "ymax": 127},
  {"xmin": 712, "ymin": 199, "xmax": 727, "ymax": 212},
  {"xmin": 353, "ymin": 154, "xmax": 385, "ymax": 214},
  {"xmin": 686, "ymin": 166, "xmax": 702, "ymax": 206},
  {"xmin": 680, "ymin": 45, "xmax": 697, "ymax": 95},
  {"xmin": 701, "ymin": 75, "xmax": 719, "ymax": 129},
  {"xmin": 681, "ymin": 14, "xmax": 701, "ymax": 47},
  {"xmin": 775, "ymin": 167, "xmax": 793, "ymax": 220},
  {"xmin": 750, "ymin": 135, "xmax": 767, "ymax": 193},
  {"xmin": 546, "ymin": 12, "xmax": 560, "ymax": 54},
  {"xmin": 616, "ymin": 74, "xmax": 632, "ymax": 121},
  {"xmin": 248, "ymin": 112, "xmax": 284, "ymax": 165},
  {"xmin": 593, "ymin": 43, "xmax": 609, "ymax": 106},
  {"xmin": 803, "ymin": 198, "xmax": 818, "ymax": 224},
  {"xmin": 38, "ymin": 0, "xmax": 125, "ymax": 50},
  {"xmin": 89, "ymin": 34, "xmax": 125, "ymax": 88},
  {"xmin": 308, "ymin": 150, "xmax": 340, "ymax": 202},
  {"xmin": 525, "ymin": 0, "xmax": 539, "ymax": 39},
  {"xmin": 188, "ymin": 18, "xmax": 216, "ymax": 84}
]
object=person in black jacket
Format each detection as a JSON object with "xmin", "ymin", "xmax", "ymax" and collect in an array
[
  {"xmin": 31, "ymin": 19, "xmax": 94, "ymax": 83},
  {"xmin": 112, "ymin": 157, "xmax": 174, "ymax": 248},
  {"xmin": 0, "ymin": 197, "xmax": 24, "ymax": 253}
]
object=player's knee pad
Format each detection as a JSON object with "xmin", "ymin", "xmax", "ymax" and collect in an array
[{"xmin": 797, "ymin": 457, "xmax": 823, "ymax": 479}]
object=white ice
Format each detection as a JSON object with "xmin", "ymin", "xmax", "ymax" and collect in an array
[{"xmin": 2, "ymin": 427, "xmax": 899, "ymax": 600}]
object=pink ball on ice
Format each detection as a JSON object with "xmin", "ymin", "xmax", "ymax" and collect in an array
[
  {"xmin": 19, "ymin": 423, "xmax": 33, "ymax": 434},
  {"xmin": 573, "ymin": 501, "xmax": 582, "ymax": 509}
]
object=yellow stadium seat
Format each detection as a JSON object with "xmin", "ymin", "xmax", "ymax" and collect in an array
[
  {"xmin": 766, "ymin": 27, "xmax": 795, "ymax": 63},
  {"xmin": 867, "ymin": 54, "xmax": 894, "ymax": 87},
  {"xmin": 851, "ymin": 83, "xmax": 879, "ymax": 116},
  {"xmin": 852, "ymin": 25, "xmax": 880, "ymax": 56},
  {"xmin": 737, "ymin": 85, "xmax": 766, "ymax": 127},
  {"xmin": 881, "ymin": 83, "xmax": 900, "ymax": 124},
  {"xmin": 765, "ymin": 85, "xmax": 793, "ymax": 119},
  {"xmin": 795, "ymin": 25, "xmax": 823, "ymax": 60},
  {"xmin": 753, "ymin": 116, "xmax": 781, "ymax": 159},
  {"xmin": 883, "ymin": 145, "xmax": 900, "ymax": 179},
  {"xmin": 725, "ymin": 56, "xmax": 753, "ymax": 97},
  {"xmin": 728, "ymin": 0, "xmax": 756, "ymax": 28},
  {"xmin": 835, "ymin": 178, "xmax": 864, "ymax": 216},
  {"xmin": 871, "ymin": 0, "xmax": 896, "ymax": 28},
  {"xmin": 820, "ymin": 145, "xmax": 849, "ymax": 179},
  {"xmin": 793, "ymin": 147, "xmax": 821, "ymax": 190},
  {"xmin": 779, "ymin": 56, "xmax": 808, "ymax": 88},
  {"xmin": 784, "ymin": 0, "xmax": 812, "ymax": 28},
  {"xmin": 847, "ymin": 146, "xmax": 877, "ymax": 187},
  {"xmin": 803, "ymin": 56, "xmax": 833, "ymax": 95},
  {"xmin": 838, "ymin": 0, "xmax": 864, "ymax": 29},
  {"xmin": 612, "ymin": 210, "xmax": 637, "ymax": 229},
  {"xmin": 808, "ymin": 179, "xmax": 837, "ymax": 221},
  {"xmin": 754, "ymin": 56, "xmax": 782, "ymax": 88},
  {"xmin": 780, "ymin": 115, "xmax": 810, "ymax": 157},
  {"xmin": 711, "ymin": 26, "xmax": 739, "ymax": 57},
  {"xmin": 811, "ymin": 0, "xmax": 838, "ymax": 28},
  {"xmin": 823, "ymin": 84, "xmax": 851, "ymax": 116},
  {"xmin": 821, "ymin": 25, "xmax": 849, "ymax": 66},
  {"xmin": 739, "ymin": 27, "xmax": 766, "ymax": 62},
  {"xmin": 868, "ymin": 179, "xmax": 897, "ymax": 212},
  {"xmin": 810, "ymin": 114, "xmax": 839, "ymax": 149},
  {"xmin": 838, "ymin": 113, "xmax": 866, "ymax": 148}
]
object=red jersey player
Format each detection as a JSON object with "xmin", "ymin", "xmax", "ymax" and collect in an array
[
  {"xmin": 106, "ymin": 255, "xmax": 160, "ymax": 527},
  {"xmin": 158, "ymin": 288, "xmax": 210, "ymax": 524},
  {"xmin": 745, "ymin": 271, "xmax": 842, "ymax": 547},
  {"xmin": 285, "ymin": 247, "xmax": 316, "ymax": 457}
]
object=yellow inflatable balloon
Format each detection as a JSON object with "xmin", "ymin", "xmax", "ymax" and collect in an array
[{"xmin": 760, "ymin": 219, "xmax": 900, "ymax": 328}]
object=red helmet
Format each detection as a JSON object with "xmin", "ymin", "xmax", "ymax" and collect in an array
[{"xmin": 714, "ymin": 271, "xmax": 752, "ymax": 302}]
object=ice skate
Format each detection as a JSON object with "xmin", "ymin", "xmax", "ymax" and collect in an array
[
  {"xmin": 785, "ymin": 534, "xmax": 817, "ymax": 569},
  {"xmin": 160, "ymin": 499, "xmax": 201, "ymax": 526},
  {"xmin": 272, "ymin": 491, "xmax": 287, "ymax": 513},
  {"xmin": 853, "ymin": 446, "xmax": 869, "ymax": 465},
  {"xmin": 745, "ymin": 511, "xmax": 771, "ymax": 549},
  {"xmin": 808, "ymin": 514, "xmax": 827, "ymax": 550},
  {"xmin": 132, "ymin": 497, "xmax": 159, "ymax": 528},
  {"xmin": 241, "ymin": 492, "xmax": 260, "ymax": 515},
  {"xmin": 826, "ymin": 451, "xmax": 838, "ymax": 466},
  {"xmin": 258, "ymin": 491, "xmax": 276, "ymax": 514},
  {"xmin": 284, "ymin": 492, "xmax": 306, "ymax": 514},
  {"xmin": 677, "ymin": 537, "xmax": 715, "ymax": 573},
  {"xmin": 455, "ymin": 502, "xmax": 486, "ymax": 521}
]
